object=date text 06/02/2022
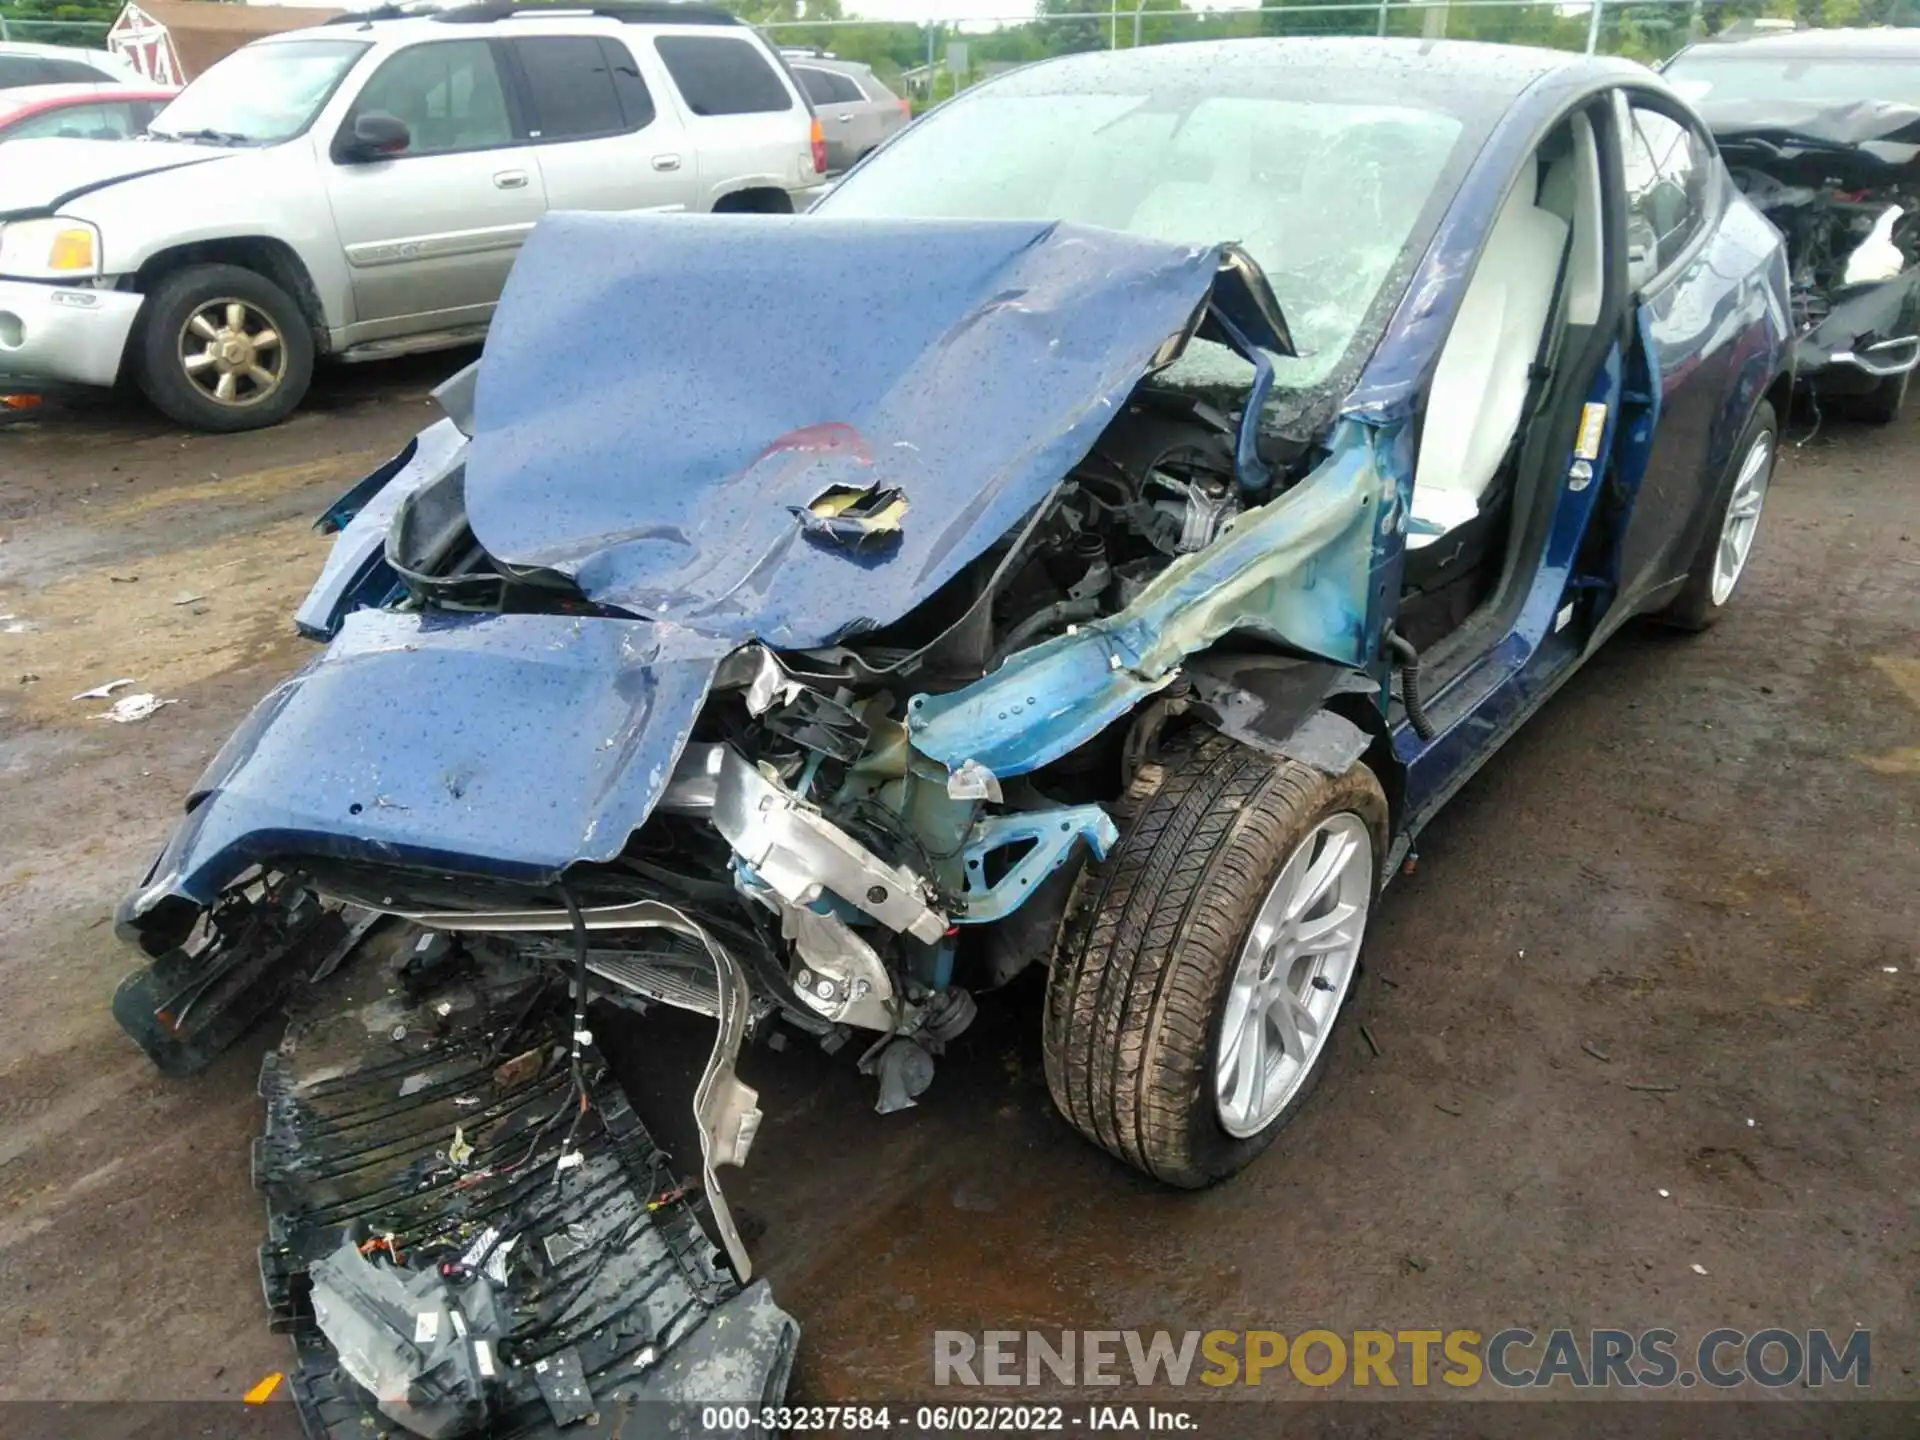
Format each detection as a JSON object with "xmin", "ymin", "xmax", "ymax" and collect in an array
[{"xmin": 699, "ymin": 1404, "xmax": 1198, "ymax": 1431}]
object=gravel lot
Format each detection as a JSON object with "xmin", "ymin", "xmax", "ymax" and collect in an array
[{"xmin": 1, "ymin": 363, "xmax": 1914, "ymax": 1429}]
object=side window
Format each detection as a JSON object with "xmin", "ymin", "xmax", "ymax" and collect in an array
[
  {"xmin": 1623, "ymin": 101, "xmax": 1715, "ymax": 287},
  {"xmin": 819, "ymin": 71, "xmax": 864, "ymax": 105},
  {"xmin": 350, "ymin": 39, "xmax": 513, "ymax": 157},
  {"xmin": 41, "ymin": 58, "xmax": 118, "ymax": 84},
  {"xmin": 0, "ymin": 57, "xmax": 38, "ymax": 88},
  {"xmin": 794, "ymin": 67, "xmax": 836, "ymax": 106},
  {"xmin": 654, "ymin": 35, "xmax": 792, "ymax": 117},
  {"xmin": 514, "ymin": 35, "xmax": 635, "ymax": 141},
  {"xmin": 8, "ymin": 103, "xmax": 135, "ymax": 140},
  {"xmin": 602, "ymin": 38, "xmax": 656, "ymax": 130}
]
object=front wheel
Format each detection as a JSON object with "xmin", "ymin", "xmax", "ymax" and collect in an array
[
  {"xmin": 135, "ymin": 262, "xmax": 314, "ymax": 433},
  {"xmin": 1043, "ymin": 731, "xmax": 1387, "ymax": 1188}
]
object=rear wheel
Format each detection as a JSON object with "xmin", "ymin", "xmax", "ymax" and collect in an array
[
  {"xmin": 136, "ymin": 263, "xmax": 313, "ymax": 432},
  {"xmin": 1660, "ymin": 399, "xmax": 1775, "ymax": 632},
  {"xmin": 1043, "ymin": 731, "xmax": 1387, "ymax": 1187}
]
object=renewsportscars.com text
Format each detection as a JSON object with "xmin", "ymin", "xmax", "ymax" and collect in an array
[{"xmin": 933, "ymin": 1328, "xmax": 1871, "ymax": 1390}]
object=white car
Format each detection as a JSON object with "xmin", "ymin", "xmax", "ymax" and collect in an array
[
  {"xmin": 0, "ymin": 41, "xmax": 141, "ymax": 90},
  {"xmin": 0, "ymin": 2, "xmax": 825, "ymax": 430}
]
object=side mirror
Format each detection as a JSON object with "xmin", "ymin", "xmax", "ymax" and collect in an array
[{"xmin": 340, "ymin": 112, "xmax": 410, "ymax": 162}]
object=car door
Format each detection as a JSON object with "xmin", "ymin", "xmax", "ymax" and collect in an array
[
  {"xmin": 653, "ymin": 30, "xmax": 808, "ymax": 199},
  {"xmin": 508, "ymin": 33, "xmax": 698, "ymax": 213},
  {"xmin": 322, "ymin": 37, "xmax": 547, "ymax": 341},
  {"xmin": 793, "ymin": 64, "xmax": 859, "ymax": 171},
  {"xmin": 1606, "ymin": 91, "xmax": 1744, "ymax": 609}
]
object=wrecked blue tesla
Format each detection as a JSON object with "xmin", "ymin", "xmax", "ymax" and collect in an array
[{"xmin": 112, "ymin": 38, "xmax": 1790, "ymax": 1433}]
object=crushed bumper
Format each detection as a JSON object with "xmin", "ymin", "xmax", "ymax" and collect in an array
[
  {"xmin": 0, "ymin": 278, "xmax": 141, "ymax": 389},
  {"xmin": 257, "ymin": 927, "xmax": 798, "ymax": 1438}
]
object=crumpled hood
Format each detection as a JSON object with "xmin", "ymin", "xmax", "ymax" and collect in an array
[
  {"xmin": 122, "ymin": 610, "xmax": 728, "ymax": 926},
  {"xmin": 123, "ymin": 213, "xmax": 1278, "ymax": 928},
  {"xmin": 0, "ymin": 136, "xmax": 230, "ymax": 218},
  {"xmin": 1704, "ymin": 99, "xmax": 1920, "ymax": 183},
  {"xmin": 465, "ymin": 213, "xmax": 1235, "ymax": 648}
]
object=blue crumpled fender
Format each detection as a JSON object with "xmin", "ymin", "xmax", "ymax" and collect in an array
[
  {"xmin": 121, "ymin": 610, "xmax": 729, "ymax": 922},
  {"xmin": 294, "ymin": 417, "xmax": 470, "ymax": 641},
  {"xmin": 907, "ymin": 417, "xmax": 1411, "ymax": 776}
]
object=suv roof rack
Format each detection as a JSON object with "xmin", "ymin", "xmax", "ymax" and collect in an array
[{"xmin": 428, "ymin": 0, "xmax": 740, "ymax": 24}]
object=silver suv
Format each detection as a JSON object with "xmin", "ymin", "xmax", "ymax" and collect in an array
[
  {"xmin": 0, "ymin": 1, "xmax": 823, "ymax": 431},
  {"xmin": 783, "ymin": 51, "xmax": 907, "ymax": 173}
]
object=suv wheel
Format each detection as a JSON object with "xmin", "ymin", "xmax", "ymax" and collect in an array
[{"xmin": 136, "ymin": 263, "xmax": 314, "ymax": 433}]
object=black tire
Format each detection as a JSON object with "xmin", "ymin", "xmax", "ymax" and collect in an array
[
  {"xmin": 1659, "ymin": 398, "xmax": 1777, "ymax": 632},
  {"xmin": 135, "ymin": 263, "xmax": 314, "ymax": 433},
  {"xmin": 1043, "ymin": 730, "xmax": 1388, "ymax": 1188},
  {"xmin": 1847, "ymin": 367, "xmax": 1910, "ymax": 425}
]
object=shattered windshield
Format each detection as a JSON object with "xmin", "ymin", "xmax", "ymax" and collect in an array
[
  {"xmin": 151, "ymin": 38, "xmax": 367, "ymax": 145},
  {"xmin": 1665, "ymin": 55, "xmax": 1920, "ymax": 109},
  {"xmin": 817, "ymin": 77, "xmax": 1467, "ymax": 425}
]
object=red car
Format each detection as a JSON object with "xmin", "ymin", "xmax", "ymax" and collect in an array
[{"xmin": 0, "ymin": 83, "xmax": 177, "ymax": 143}]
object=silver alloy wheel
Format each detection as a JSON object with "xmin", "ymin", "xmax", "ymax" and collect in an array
[
  {"xmin": 1215, "ymin": 813, "xmax": 1372, "ymax": 1139},
  {"xmin": 178, "ymin": 298, "xmax": 286, "ymax": 408},
  {"xmin": 1710, "ymin": 429, "xmax": 1774, "ymax": 606}
]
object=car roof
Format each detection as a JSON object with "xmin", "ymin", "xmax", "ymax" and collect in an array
[
  {"xmin": 0, "ymin": 41, "xmax": 121, "ymax": 60},
  {"xmin": 987, "ymin": 37, "xmax": 1638, "ymax": 112},
  {"xmin": 0, "ymin": 83, "xmax": 176, "ymax": 118},
  {"xmin": 267, "ymin": 0, "xmax": 747, "ymax": 47},
  {"xmin": 787, "ymin": 55, "xmax": 873, "ymax": 75},
  {"xmin": 1685, "ymin": 26, "xmax": 1920, "ymax": 59}
]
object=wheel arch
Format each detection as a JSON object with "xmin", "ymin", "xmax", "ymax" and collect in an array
[
  {"xmin": 1179, "ymin": 648, "xmax": 1405, "ymax": 841},
  {"xmin": 710, "ymin": 186, "xmax": 794, "ymax": 215},
  {"xmin": 130, "ymin": 238, "xmax": 330, "ymax": 359}
]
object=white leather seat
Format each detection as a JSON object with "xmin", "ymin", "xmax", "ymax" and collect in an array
[{"xmin": 1409, "ymin": 164, "xmax": 1570, "ymax": 548}]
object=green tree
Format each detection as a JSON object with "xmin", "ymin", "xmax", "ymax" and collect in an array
[{"xmin": 1035, "ymin": 0, "xmax": 1106, "ymax": 54}]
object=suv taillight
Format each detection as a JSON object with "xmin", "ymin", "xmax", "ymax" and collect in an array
[{"xmin": 809, "ymin": 116, "xmax": 827, "ymax": 174}]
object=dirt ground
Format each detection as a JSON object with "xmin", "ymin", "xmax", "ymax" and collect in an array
[{"xmin": 0, "ymin": 365, "xmax": 1914, "ymax": 1428}]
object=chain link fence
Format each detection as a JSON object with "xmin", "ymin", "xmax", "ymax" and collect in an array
[
  {"xmin": 3, "ymin": 1, "xmax": 1902, "ymax": 94},
  {"xmin": 760, "ymin": 1, "xmax": 1892, "ymax": 102},
  {"xmin": 0, "ymin": 14, "xmax": 111, "ymax": 46}
]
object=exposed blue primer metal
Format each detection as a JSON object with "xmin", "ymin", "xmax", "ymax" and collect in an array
[
  {"xmin": 956, "ymin": 807, "xmax": 1119, "ymax": 924},
  {"xmin": 463, "ymin": 213, "xmax": 1245, "ymax": 647},
  {"xmin": 908, "ymin": 418, "xmax": 1406, "ymax": 776}
]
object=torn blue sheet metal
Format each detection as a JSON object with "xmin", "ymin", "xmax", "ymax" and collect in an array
[
  {"xmin": 463, "ymin": 214, "xmax": 1242, "ymax": 647},
  {"xmin": 956, "ymin": 807, "xmax": 1119, "ymax": 924},
  {"xmin": 907, "ymin": 418, "xmax": 1409, "ymax": 777},
  {"xmin": 121, "ymin": 611, "xmax": 726, "ymax": 916},
  {"xmin": 295, "ymin": 418, "xmax": 468, "ymax": 641}
]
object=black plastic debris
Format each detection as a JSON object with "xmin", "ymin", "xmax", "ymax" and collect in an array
[{"xmin": 255, "ymin": 935, "xmax": 798, "ymax": 1438}]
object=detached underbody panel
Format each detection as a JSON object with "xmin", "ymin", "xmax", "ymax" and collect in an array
[
  {"xmin": 111, "ymin": 214, "xmax": 1404, "ymax": 1436},
  {"xmin": 261, "ymin": 934, "xmax": 796, "ymax": 1440}
]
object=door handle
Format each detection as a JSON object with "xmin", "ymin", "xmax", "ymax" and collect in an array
[
  {"xmin": 651, "ymin": 153, "xmax": 682, "ymax": 171},
  {"xmin": 493, "ymin": 169, "xmax": 529, "ymax": 190},
  {"xmin": 837, "ymin": 113, "xmax": 853, "ymax": 123}
]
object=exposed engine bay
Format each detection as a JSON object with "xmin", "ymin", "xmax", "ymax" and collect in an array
[{"xmin": 1709, "ymin": 101, "xmax": 1920, "ymax": 405}]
